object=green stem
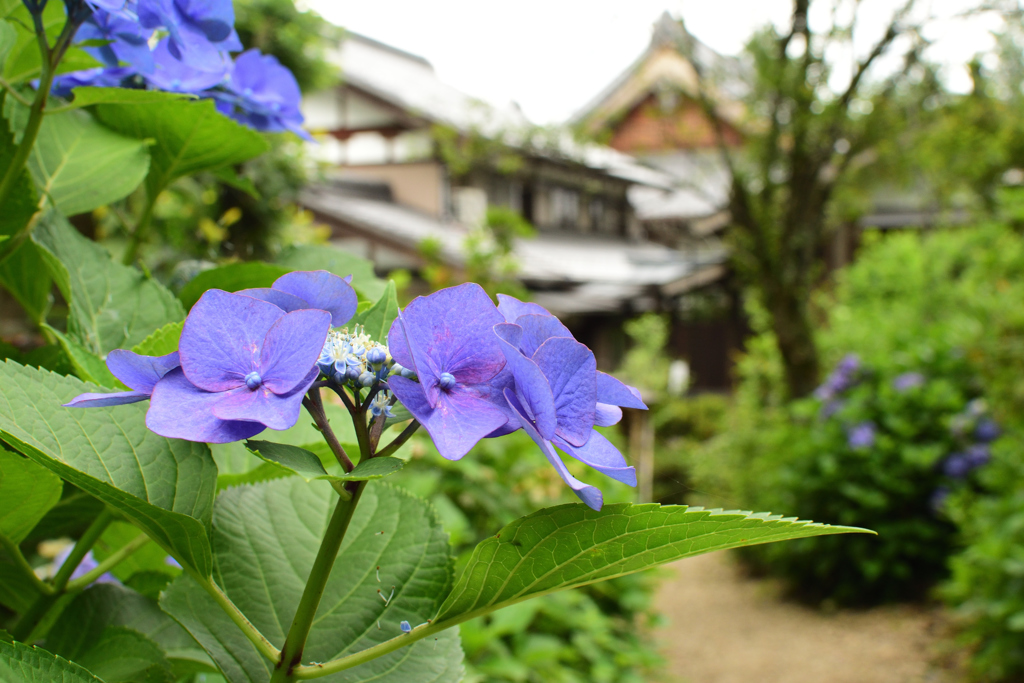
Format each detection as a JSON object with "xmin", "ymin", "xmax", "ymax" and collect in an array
[
  {"xmin": 65, "ymin": 533, "xmax": 150, "ymax": 592},
  {"xmin": 11, "ymin": 509, "xmax": 114, "ymax": 641},
  {"xmin": 0, "ymin": 533, "xmax": 53, "ymax": 596},
  {"xmin": 303, "ymin": 389, "xmax": 354, "ymax": 472},
  {"xmin": 271, "ymin": 482, "xmax": 367, "ymax": 683},
  {"xmin": 374, "ymin": 420, "xmax": 420, "ymax": 459},
  {"xmin": 121, "ymin": 191, "xmax": 158, "ymax": 266},
  {"xmin": 191, "ymin": 573, "xmax": 281, "ymax": 662},
  {"xmin": 0, "ymin": 78, "xmax": 33, "ymax": 107},
  {"xmin": 291, "ymin": 619, "xmax": 448, "ymax": 679}
]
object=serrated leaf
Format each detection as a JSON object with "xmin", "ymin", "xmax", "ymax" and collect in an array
[
  {"xmin": 245, "ymin": 440, "xmax": 404, "ymax": 482},
  {"xmin": 0, "ymin": 361, "xmax": 216, "ymax": 576},
  {"xmin": 46, "ymin": 583, "xmax": 214, "ymax": 678},
  {"xmin": 0, "ymin": 449, "xmax": 61, "ymax": 543},
  {"xmin": 130, "ymin": 322, "xmax": 183, "ymax": 357},
  {"xmin": 177, "ymin": 262, "xmax": 288, "ymax": 310},
  {"xmin": 434, "ymin": 503, "xmax": 872, "ymax": 626},
  {"xmin": 4, "ymin": 98, "xmax": 150, "ymax": 215},
  {"xmin": 351, "ymin": 280, "xmax": 398, "ymax": 343},
  {"xmin": 276, "ymin": 245, "xmax": 386, "ymax": 302},
  {"xmin": 0, "ymin": 640, "xmax": 103, "ymax": 682},
  {"xmin": 43, "ymin": 325, "xmax": 121, "ymax": 387},
  {"xmin": 160, "ymin": 480, "xmax": 464, "ymax": 683},
  {"xmin": 33, "ymin": 213, "xmax": 184, "ymax": 355},
  {"xmin": 91, "ymin": 97, "xmax": 268, "ymax": 199},
  {"xmin": 60, "ymin": 627, "xmax": 174, "ymax": 683}
]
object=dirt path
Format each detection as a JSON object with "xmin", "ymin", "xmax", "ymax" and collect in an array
[{"xmin": 653, "ymin": 552, "xmax": 958, "ymax": 683}]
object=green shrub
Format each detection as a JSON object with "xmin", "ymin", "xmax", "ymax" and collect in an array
[{"xmin": 391, "ymin": 428, "xmax": 665, "ymax": 683}]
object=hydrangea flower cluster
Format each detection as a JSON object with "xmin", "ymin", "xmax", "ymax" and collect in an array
[
  {"xmin": 66, "ymin": 278, "xmax": 647, "ymax": 510},
  {"xmin": 940, "ymin": 399, "xmax": 1000, "ymax": 480},
  {"xmin": 53, "ymin": 0, "xmax": 309, "ymax": 138}
]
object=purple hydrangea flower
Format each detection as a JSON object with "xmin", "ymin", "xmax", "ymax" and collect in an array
[
  {"xmin": 975, "ymin": 418, "xmax": 1001, "ymax": 443},
  {"xmin": 892, "ymin": 371, "xmax": 925, "ymax": 392},
  {"xmin": 966, "ymin": 443, "xmax": 991, "ymax": 468},
  {"xmin": 145, "ymin": 37, "xmax": 229, "ymax": 93},
  {"xmin": 942, "ymin": 452, "xmax": 971, "ymax": 478},
  {"xmin": 814, "ymin": 354, "xmax": 861, "ymax": 401},
  {"xmin": 138, "ymin": 0, "xmax": 241, "ymax": 71},
  {"xmin": 75, "ymin": 9, "xmax": 155, "ymax": 73},
  {"xmin": 237, "ymin": 270, "xmax": 357, "ymax": 327},
  {"xmin": 213, "ymin": 49, "xmax": 311, "ymax": 140},
  {"xmin": 819, "ymin": 399, "xmax": 844, "ymax": 420},
  {"xmin": 386, "ymin": 284, "xmax": 514, "ymax": 461},
  {"xmin": 85, "ymin": 0, "xmax": 138, "ymax": 16},
  {"xmin": 146, "ymin": 289, "xmax": 330, "ymax": 443},
  {"xmin": 846, "ymin": 421, "xmax": 875, "ymax": 450},
  {"xmin": 64, "ymin": 349, "xmax": 180, "ymax": 408}
]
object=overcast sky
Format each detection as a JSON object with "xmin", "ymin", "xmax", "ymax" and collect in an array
[{"xmin": 304, "ymin": 0, "xmax": 1011, "ymax": 124}]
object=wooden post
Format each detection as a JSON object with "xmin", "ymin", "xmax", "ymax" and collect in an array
[{"xmin": 630, "ymin": 409, "xmax": 655, "ymax": 503}]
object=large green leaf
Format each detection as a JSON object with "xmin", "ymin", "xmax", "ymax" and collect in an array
[
  {"xmin": 350, "ymin": 281, "xmax": 398, "ymax": 343},
  {"xmin": 244, "ymin": 441, "xmax": 404, "ymax": 483},
  {"xmin": 24, "ymin": 107, "xmax": 150, "ymax": 216},
  {"xmin": 435, "ymin": 503, "xmax": 871, "ymax": 625},
  {"xmin": 0, "ymin": 361, "xmax": 216, "ymax": 576},
  {"xmin": 0, "ymin": 640, "xmax": 103, "ymax": 683},
  {"xmin": 46, "ymin": 584, "xmax": 213, "ymax": 680},
  {"xmin": 68, "ymin": 87, "xmax": 192, "ymax": 109},
  {"xmin": 176, "ymin": 262, "xmax": 288, "ymax": 310},
  {"xmin": 33, "ymin": 213, "xmax": 185, "ymax": 355},
  {"xmin": 0, "ymin": 449, "xmax": 61, "ymax": 543},
  {"xmin": 92, "ymin": 97, "xmax": 268, "ymax": 198},
  {"xmin": 43, "ymin": 325, "xmax": 121, "ymax": 388},
  {"xmin": 160, "ymin": 480, "xmax": 463, "ymax": 683},
  {"xmin": 276, "ymin": 245, "xmax": 386, "ymax": 302},
  {"xmin": 130, "ymin": 322, "xmax": 183, "ymax": 357}
]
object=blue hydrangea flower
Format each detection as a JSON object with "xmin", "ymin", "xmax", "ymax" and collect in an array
[
  {"xmin": 138, "ymin": 0, "xmax": 241, "ymax": 71},
  {"xmin": 846, "ymin": 421, "xmax": 875, "ymax": 450},
  {"xmin": 75, "ymin": 9, "xmax": 154, "ymax": 73},
  {"xmin": 145, "ymin": 37, "xmax": 229, "ymax": 92},
  {"xmin": 814, "ymin": 354, "xmax": 861, "ymax": 401},
  {"xmin": 146, "ymin": 290, "xmax": 330, "ymax": 443},
  {"xmin": 386, "ymin": 283, "xmax": 513, "ymax": 461},
  {"xmin": 64, "ymin": 349, "xmax": 180, "ymax": 408},
  {"xmin": 892, "ymin": 371, "xmax": 925, "ymax": 392},
  {"xmin": 965, "ymin": 443, "xmax": 991, "ymax": 468},
  {"xmin": 942, "ymin": 452, "xmax": 971, "ymax": 478},
  {"xmin": 213, "ymin": 49, "xmax": 311, "ymax": 140},
  {"xmin": 975, "ymin": 418, "xmax": 1000, "ymax": 443},
  {"xmin": 237, "ymin": 270, "xmax": 357, "ymax": 327}
]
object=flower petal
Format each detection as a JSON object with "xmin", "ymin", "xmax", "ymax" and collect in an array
[
  {"xmin": 63, "ymin": 391, "xmax": 151, "ymax": 408},
  {"xmin": 596, "ymin": 371, "xmax": 647, "ymax": 410},
  {"xmin": 210, "ymin": 375, "xmax": 310, "ymax": 431},
  {"xmin": 594, "ymin": 403, "xmax": 623, "ymax": 427},
  {"xmin": 388, "ymin": 311, "xmax": 441, "ymax": 407},
  {"xmin": 147, "ymin": 368, "xmax": 265, "ymax": 443},
  {"xmin": 494, "ymin": 323, "xmax": 556, "ymax": 440},
  {"xmin": 554, "ymin": 431, "xmax": 637, "ymax": 487},
  {"xmin": 179, "ymin": 290, "xmax": 284, "ymax": 392},
  {"xmin": 106, "ymin": 349, "xmax": 180, "ymax": 393},
  {"xmin": 272, "ymin": 270, "xmax": 358, "ymax": 327},
  {"xmin": 389, "ymin": 375, "xmax": 508, "ymax": 461},
  {"xmin": 259, "ymin": 308, "xmax": 331, "ymax": 394},
  {"xmin": 235, "ymin": 287, "xmax": 309, "ymax": 313},
  {"xmin": 496, "ymin": 294, "xmax": 551, "ymax": 323},
  {"xmin": 516, "ymin": 314, "xmax": 573, "ymax": 357},
  {"xmin": 504, "ymin": 389, "xmax": 603, "ymax": 511},
  {"xmin": 532, "ymin": 337, "xmax": 596, "ymax": 447}
]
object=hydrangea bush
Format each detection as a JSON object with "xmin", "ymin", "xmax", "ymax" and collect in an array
[{"xmin": 0, "ymin": 2, "xmax": 868, "ymax": 681}]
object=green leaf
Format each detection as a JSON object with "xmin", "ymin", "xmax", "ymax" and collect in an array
[
  {"xmin": 0, "ymin": 361, "xmax": 216, "ymax": 576},
  {"xmin": 276, "ymin": 245, "xmax": 386, "ymax": 302},
  {"xmin": 57, "ymin": 627, "xmax": 174, "ymax": 683},
  {"xmin": 33, "ymin": 213, "xmax": 185, "ymax": 354},
  {"xmin": 26, "ymin": 107, "xmax": 150, "ymax": 216},
  {"xmin": 91, "ymin": 97, "xmax": 269, "ymax": 198},
  {"xmin": 0, "ymin": 639, "xmax": 103, "ymax": 682},
  {"xmin": 210, "ymin": 166, "xmax": 260, "ymax": 199},
  {"xmin": 0, "ymin": 449, "xmax": 61, "ymax": 543},
  {"xmin": 0, "ymin": 19, "xmax": 15, "ymax": 66},
  {"xmin": 245, "ymin": 440, "xmax": 404, "ymax": 482},
  {"xmin": 351, "ymin": 280, "xmax": 398, "ymax": 343},
  {"xmin": 93, "ymin": 521, "xmax": 175, "ymax": 583},
  {"xmin": 434, "ymin": 503, "xmax": 872, "ymax": 626},
  {"xmin": 177, "ymin": 262, "xmax": 288, "ymax": 310},
  {"xmin": 23, "ymin": 488, "xmax": 104, "ymax": 546},
  {"xmin": 68, "ymin": 87, "xmax": 192, "ymax": 109},
  {"xmin": 130, "ymin": 322, "xmax": 183, "ymax": 357},
  {"xmin": 0, "ymin": 558, "xmax": 42, "ymax": 611},
  {"xmin": 46, "ymin": 583, "xmax": 215, "ymax": 679},
  {"xmin": 161, "ymin": 480, "xmax": 463, "ymax": 683},
  {"xmin": 43, "ymin": 325, "xmax": 121, "ymax": 387}
]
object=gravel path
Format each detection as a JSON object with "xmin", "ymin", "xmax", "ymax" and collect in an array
[{"xmin": 654, "ymin": 552, "xmax": 959, "ymax": 683}]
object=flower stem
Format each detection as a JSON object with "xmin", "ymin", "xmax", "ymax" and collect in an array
[
  {"xmin": 303, "ymin": 388, "xmax": 353, "ymax": 472},
  {"xmin": 10, "ymin": 508, "xmax": 114, "ymax": 641},
  {"xmin": 192, "ymin": 573, "xmax": 281, "ymax": 662},
  {"xmin": 271, "ymin": 482, "xmax": 367, "ymax": 683},
  {"xmin": 64, "ymin": 533, "xmax": 150, "ymax": 592},
  {"xmin": 374, "ymin": 420, "xmax": 420, "ymax": 459}
]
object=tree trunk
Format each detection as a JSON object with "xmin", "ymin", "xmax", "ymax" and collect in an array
[{"xmin": 769, "ymin": 290, "xmax": 820, "ymax": 399}]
